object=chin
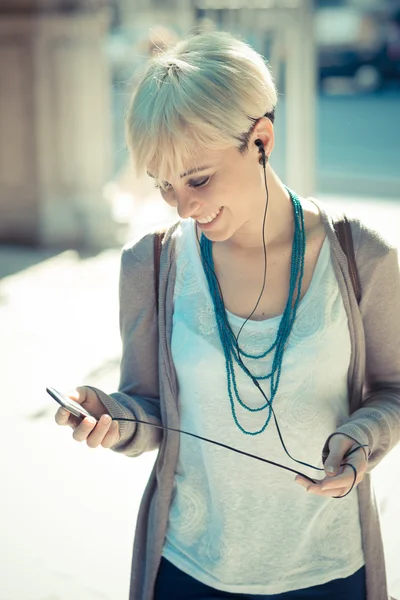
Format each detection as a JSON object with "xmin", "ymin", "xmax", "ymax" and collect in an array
[{"xmin": 200, "ymin": 226, "xmax": 232, "ymax": 243}]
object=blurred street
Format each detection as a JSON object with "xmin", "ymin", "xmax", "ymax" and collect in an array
[{"xmin": 1, "ymin": 193, "xmax": 400, "ymax": 600}]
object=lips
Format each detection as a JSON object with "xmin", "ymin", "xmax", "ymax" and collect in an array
[
  {"xmin": 195, "ymin": 207, "xmax": 224, "ymax": 230},
  {"xmin": 195, "ymin": 206, "xmax": 223, "ymax": 224}
]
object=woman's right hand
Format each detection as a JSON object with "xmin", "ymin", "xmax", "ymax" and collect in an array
[{"xmin": 54, "ymin": 386, "xmax": 120, "ymax": 449}]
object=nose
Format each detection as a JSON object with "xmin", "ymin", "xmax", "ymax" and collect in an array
[{"xmin": 176, "ymin": 191, "xmax": 201, "ymax": 220}]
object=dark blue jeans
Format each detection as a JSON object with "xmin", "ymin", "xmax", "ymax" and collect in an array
[{"xmin": 154, "ymin": 557, "xmax": 366, "ymax": 600}]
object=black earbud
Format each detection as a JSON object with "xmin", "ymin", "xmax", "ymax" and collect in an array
[{"xmin": 255, "ymin": 138, "xmax": 268, "ymax": 167}]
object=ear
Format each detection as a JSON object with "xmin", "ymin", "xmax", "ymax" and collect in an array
[{"xmin": 252, "ymin": 116, "xmax": 274, "ymax": 159}]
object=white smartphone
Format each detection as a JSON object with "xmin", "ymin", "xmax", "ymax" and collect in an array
[{"xmin": 46, "ymin": 386, "xmax": 96, "ymax": 421}]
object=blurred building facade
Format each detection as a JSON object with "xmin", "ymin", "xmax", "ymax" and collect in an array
[
  {"xmin": 0, "ymin": 0, "xmax": 116, "ymax": 248},
  {"xmin": 116, "ymin": 0, "xmax": 191, "ymax": 26}
]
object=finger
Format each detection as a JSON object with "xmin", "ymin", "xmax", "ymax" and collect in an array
[
  {"xmin": 295, "ymin": 476, "xmax": 350, "ymax": 497},
  {"xmin": 322, "ymin": 454, "xmax": 366, "ymax": 488},
  {"xmin": 86, "ymin": 414, "xmax": 113, "ymax": 449},
  {"xmin": 296, "ymin": 471, "xmax": 355, "ymax": 496},
  {"xmin": 321, "ymin": 464, "xmax": 364, "ymax": 491},
  {"xmin": 101, "ymin": 420, "xmax": 120, "ymax": 449},
  {"xmin": 324, "ymin": 435, "xmax": 353, "ymax": 476},
  {"xmin": 67, "ymin": 387, "xmax": 87, "ymax": 405},
  {"xmin": 55, "ymin": 407, "xmax": 69, "ymax": 425},
  {"xmin": 295, "ymin": 475, "xmax": 317, "ymax": 488},
  {"xmin": 55, "ymin": 407, "xmax": 81, "ymax": 429},
  {"xmin": 306, "ymin": 485, "xmax": 349, "ymax": 497},
  {"xmin": 72, "ymin": 416, "xmax": 97, "ymax": 442}
]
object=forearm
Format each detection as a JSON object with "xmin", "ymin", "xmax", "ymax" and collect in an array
[{"xmin": 86, "ymin": 386, "xmax": 163, "ymax": 457}]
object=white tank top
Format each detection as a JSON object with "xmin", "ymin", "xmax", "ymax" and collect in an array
[{"xmin": 162, "ymin": 218, "xmax": 364, "ymax": 595}]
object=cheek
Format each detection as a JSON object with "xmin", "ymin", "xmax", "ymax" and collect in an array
[
  {"xmin": 161, "ymin": 191, "xmax": 177, "ymax": 207},
  {"xmin": 217, "ymin": 178, "xmax": 241, "ymax": 204},
  {"xmin": 232, "ymin": 171, "xmax": 260, "ymax": 211},
  {"xmin": 224, "ymin": 180, "xmax": 249, "ymax": 215}
]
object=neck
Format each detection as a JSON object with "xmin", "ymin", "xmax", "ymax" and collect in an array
[{"xmin": 223, "ymin": 166, "xmax": 294, "ymax": 252}]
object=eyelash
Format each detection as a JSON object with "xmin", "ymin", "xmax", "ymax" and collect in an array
[{"xmin": 154, "ymin": 176, "xmax": 211, "ymax": 192}]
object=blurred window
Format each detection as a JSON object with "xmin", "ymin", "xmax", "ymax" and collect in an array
[
  {"xmin": 316, "ymin": 9, "xmax": 362, "ymax": 46},
  {"xmin": 152, "ymin": 0, "xmax": 176, "ymax": 5},
  {"xmin": 316, "ymin": 8, "xmax": 381, "ymax": 51}
]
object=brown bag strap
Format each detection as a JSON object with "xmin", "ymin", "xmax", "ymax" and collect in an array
[
  {"xmin": 333, "ymin": 216, "xmax": 361, "ymax": 304},
  {"xmin": 153, "ymin": 230, "xmax": 166, "ymax": 313}
]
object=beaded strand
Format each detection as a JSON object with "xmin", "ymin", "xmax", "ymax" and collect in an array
[{"xmin": 200, "ymin": 189, "xmax": 306, "ymax": 435}]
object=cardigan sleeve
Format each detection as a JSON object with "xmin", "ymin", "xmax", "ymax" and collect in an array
[
  {"xmin": 84, "ymin": 233, "xmax": 163, "ymax": 458},
  {"xmin": 323, "ymin": 227, "xmax": 400, "ymax": 472}
]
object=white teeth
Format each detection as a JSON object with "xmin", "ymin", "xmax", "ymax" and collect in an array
[{"xmin": 197, "ymin": 207, "xmax": 222, "ymax": 224}]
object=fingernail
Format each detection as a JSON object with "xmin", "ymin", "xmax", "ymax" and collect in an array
[
  {"xmin": 102, "ymin": 414, "xmax": 112, "ymax": 424},
  {"xmin": 326, "ymin": 466, "xmax": 336, "ymax": 474}
]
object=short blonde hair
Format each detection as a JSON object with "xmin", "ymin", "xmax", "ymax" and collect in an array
[{"xmin": 126, "ymin": 31, "xmax": 277, "ymax": 181}]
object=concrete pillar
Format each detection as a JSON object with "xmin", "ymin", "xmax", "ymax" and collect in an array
[
  {"xmin": 285, "ymin": 0, "xmax": 316, "ymax": 198},
  {"xmin": 0, "ymin": 2, "xmax": 117, "ymax": 248}
]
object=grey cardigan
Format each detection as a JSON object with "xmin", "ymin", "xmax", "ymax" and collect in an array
[{"xmin": 90, "ymin": 200, "xmax": 400, "ymax": 600}]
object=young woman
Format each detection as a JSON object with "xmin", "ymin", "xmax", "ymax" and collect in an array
[{"xmin": 55, "ymin": 31, "xmax": 400, "ymax": 600}]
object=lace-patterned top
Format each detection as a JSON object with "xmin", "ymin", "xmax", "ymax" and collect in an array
[{"xmin": 162, "ymin": 217, "xmax": 365, "ymax": 594}]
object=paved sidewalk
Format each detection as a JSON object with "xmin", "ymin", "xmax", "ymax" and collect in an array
[{"xmin": 1, "ymin": 193, "xmax": 399, "ymax": 599}]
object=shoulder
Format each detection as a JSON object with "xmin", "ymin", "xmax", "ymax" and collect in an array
[
  {"xmin": 309, "ymin": 197, "xmax": 398, "ymax": 266},
  {"xmin": 122, "ymin": 232, "xmax": 154, "ymax": 266},
  {"xmin": 341, "ymin": 215, "xmax": 398, "ymax": 287},
  {"xmin": 120, "ymin": 220, "xmax": 181, "ymax": 274},
  {"xmin": 348, "ymin": 217, "xmax": 399, "ymax": 296},
  {"xmin": 347, "ymin": 217, "xmax": 397, "ymax": 263},
  {"xmin": 301, "ymin": 197, "xmax": 326, "ymax": 241}
]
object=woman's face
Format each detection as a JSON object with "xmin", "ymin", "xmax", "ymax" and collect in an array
[{"xmin": 148, "ymin": 139, "xmax": 269, "ymax": 244}]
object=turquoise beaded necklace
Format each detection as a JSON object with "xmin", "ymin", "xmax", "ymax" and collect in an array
[{"xmin": 199, "ymin": 189, "xmax": 306, "ymax": 436}]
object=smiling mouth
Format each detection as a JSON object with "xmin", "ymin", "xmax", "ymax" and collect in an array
[{"xmin": 195, "ymin": 206, "xmax": 223, "ymax": 224}]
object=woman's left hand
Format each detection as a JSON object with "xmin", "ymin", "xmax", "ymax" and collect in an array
[{"xmin": 295, "ymin": 434, "xmax": 368, "ymax": 498}]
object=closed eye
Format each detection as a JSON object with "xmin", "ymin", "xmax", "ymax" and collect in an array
[
  {"xmin": 154, "ymin": 176, "xmax": 211, "ymax": 192},
  {"xmin": 188, "ymin": 176, "xmax": 211, "ymax": 189}
]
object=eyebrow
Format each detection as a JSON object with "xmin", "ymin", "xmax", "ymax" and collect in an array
[{"xmin": 147, "ymin": 165, "xmax": 212, "ymax": 180}]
